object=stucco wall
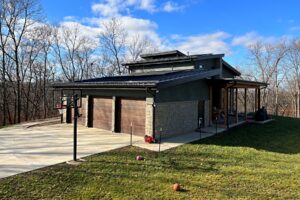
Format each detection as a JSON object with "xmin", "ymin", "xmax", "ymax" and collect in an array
[{"xmin": 155, "ymin": 100, "xmax": 198, "ymax": 138}]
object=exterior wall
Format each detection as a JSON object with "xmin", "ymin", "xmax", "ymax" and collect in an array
[
  {"xmin": 156, "ymin": 79, "xmax": 209, "ymax": 103},
  {"xmin": 130, "ymin": 58, "xmax": 222, "ymax": 74},
  {"xmin": 222, "ymin": 67, "xmax": 235, "ymax": 78},
  {"xmin": 195, "ymin": 58, "xmax": 220, "ymax": 71},
  {"xmin": 130, "ymin": 62, "xmax": 195, "ymax": 74},
  {"xmin": 145, "ymin": 97, "xmax": 154, "ymax": 136},
  {"xmin": 155, "ymin": 100, "xmax": 198, "ymax": 138}
]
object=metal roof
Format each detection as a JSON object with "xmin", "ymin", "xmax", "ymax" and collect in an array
[{"xmin": 52, "ymin": 69, "xmax": 221, "ymax": 89}]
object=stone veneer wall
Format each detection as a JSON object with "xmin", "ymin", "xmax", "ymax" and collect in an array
[
  {"xmin": 155, "ymin": 100, "xmax": 198, "ymax": 138},
  {"xmin": 145, "ymin": 97, "xmax": 154, "ymax": 136}
]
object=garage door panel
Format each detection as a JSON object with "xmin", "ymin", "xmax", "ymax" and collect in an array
[
  {"xmin": 120, "ymin": 114, "xmax": 145, "ymax": 119},
  {"xmin": 119, "ymin": 98, "xmax": 145, "ymax": 136},
  {"xmin": 121, "ymin": 117, "xmax": 145, "ymax": 124},
  {"xmin": 93, "ymin": 97, "xmax": 112, "ymax": 130},
  {"xmin": 93, "ymin": 112, "xmax": 112, "ymax": 118}
]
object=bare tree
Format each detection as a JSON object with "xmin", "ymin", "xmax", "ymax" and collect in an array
[
  {"xmin": 100, "ymin": 18, "xmax": 126, "ymax": 75},
  {"xmin": 1, "ymin": 0, "xmax": 42, "ymax": 123},
  {"xmin": 285, "ymin": 40, "xmax": 300, "ymax": 117},
  {"xmin": 247, "ymin": 41, "xmax": 288, "ymax": 115},
  {"xmin": 53, "ymin": 24, "xmax": 98, "ymax": 81},
  {"xmin": 127, "ymin": 34, "xmax": 157, "ymax": 62},
  {"xmin": 0, "ymin": 0, "xmax": 10, "ymax": 126}
]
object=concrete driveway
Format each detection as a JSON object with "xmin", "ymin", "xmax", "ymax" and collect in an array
[{"xmin": 0, "ymin": 123, "xmax": 143, "ymax": 179}]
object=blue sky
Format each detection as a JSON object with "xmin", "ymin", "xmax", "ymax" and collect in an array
[{"xmin": 41, "ymin": 0, "xmax": 300, "ymax": 65}]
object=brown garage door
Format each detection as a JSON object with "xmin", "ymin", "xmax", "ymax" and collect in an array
[
  {"xmin": 118, "ymin": 98, "xmax": 146, "ymax": 136},
  {"xmin": 93, "ymin": 97, "xmax": 112, "ymax": 130},
  {"xmin": 78, "ymin": 97, "xmax": 87, "ymax": 126}
]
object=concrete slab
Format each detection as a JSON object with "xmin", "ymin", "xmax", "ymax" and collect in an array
[
  {"xmin": 133, "ymin": 131, "xmax": 217, "ymax": 152},
  {"xmin": 0, "ymin": 121, "xmax": 229, "ymax": 179},
  {"xmin": 0, "ymin": 123, "xmax": 142, "ymax": 179}
]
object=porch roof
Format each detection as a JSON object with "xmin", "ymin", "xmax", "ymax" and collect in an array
[{"xmin": 209, "ymin": 78, "xmax": 268, "ymax": 88}]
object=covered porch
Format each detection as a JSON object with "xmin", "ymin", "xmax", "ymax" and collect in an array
[{"xmin": 208, "ymin": 78, "xmax": 268, "ymax": 128}]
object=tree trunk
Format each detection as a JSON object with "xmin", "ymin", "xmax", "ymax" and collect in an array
[
  {"xmin": 2, "ymin": 52, "xmax": 6, "ymax": 126},
  {"xmin": 298, "ymin": 89, "xmax": 300, "ymax": 118}
]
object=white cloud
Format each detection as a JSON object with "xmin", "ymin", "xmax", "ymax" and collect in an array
[
  {"xmin": 290, "ymin": 26, "xmax": 300, "ymax": 31},
  {"xmin": 92, "ymin": 0, "xmax": 121, "ymax": 17},
  {"xmin": 91, "ymin": 0, "xmax": 185, "ymax": 17},
  {"xmin": 170, "ymin": 32, "xmax": 232, "ymax": 55},
  {"xmin": 59, "ymin": 21, "xmax": 101, "ymax": 47},
  {"xmin": 83, "ymin": 15, "xmax": 162, "ymax": 47},
  {"xmin": 138, "ymin": 0, "xmax": 156, "ymax": 12},
  {"xmin": 163, "ymin": 1, "xmax": 184, "ymax": 12},
  {"xmin": 91, "ymin": 0, "xmax": 157, "ymax": 17},
  {"xmin": 232, "ymin": 31, "xmax": 279, "ymax": 47},
  {"xmin": 63, "ymin": 16, "xmax": 77, "ymax": 21}
]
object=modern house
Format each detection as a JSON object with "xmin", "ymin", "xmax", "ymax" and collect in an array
[{"xmin": 53, "ymin": 50, "xmax": 267, "ymax": 138}]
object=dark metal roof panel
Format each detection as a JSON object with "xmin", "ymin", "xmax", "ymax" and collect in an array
[{"xmin": 52, "ymin": 69, "xmax": 221, "ymax": 89}]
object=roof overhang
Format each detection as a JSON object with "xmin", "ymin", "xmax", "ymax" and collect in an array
[
  {"xmin": 52, "ymin": 82, "xmax": 157, "ymax": 89},
  {"xmin": 222, "ymin": 60, "xmax": 241, "ymax": 76},
  {"xmin": 209, "ymin": 78, "xmax": 268, "ymax": 88}
]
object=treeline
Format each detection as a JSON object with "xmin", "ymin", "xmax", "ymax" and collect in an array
[
  {"xmin": 241, "ymin": 40, "xmax": 300, "ymax": 117},
  {"xmin": 0, "ymin": 0, "xmax": 156, "ymax": 126}
]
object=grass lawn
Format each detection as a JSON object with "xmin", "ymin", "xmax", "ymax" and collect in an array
[{"xmin": 1, "ymin": 116, "xmax": 300, "ymax": 199}]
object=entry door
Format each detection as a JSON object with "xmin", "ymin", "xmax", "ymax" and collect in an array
[{"xmin": 117, "ymin": 98, "xmax": 146, "ymax": 136}]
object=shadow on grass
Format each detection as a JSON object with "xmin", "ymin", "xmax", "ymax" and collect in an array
[{"xmin": 192, "ymin": 116, "xmax": 300, "ymax": 154}]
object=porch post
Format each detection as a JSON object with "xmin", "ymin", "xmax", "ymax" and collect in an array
[
  {"xmin": 254, "ymin": 88, "xmax": 257, "ymax": 112},
  {"xmin": 258, "ymin": 88, "xmax": 261, "ymax": 110},
  {"xmin": 224, "ymin": 87, "xmax": 228, "ymax": 127},
  {"xmin": 231, "ymin": 88, "xmax": 235, "ymax": 113},
  {"xmin": 85, "ymin": 95, "xmax": 89, "ymax": 127},
  {"xmin": 244, "ymin": 88, "xmax": 247, "ymax": 120},
  {"xmin": 111, "ymin": 96, "xmax": 116, "ymax": 132},
  {"xmin": 235, "ymin": 88, "xmax": 238, "ymax": 123},
  {"xmin": 209, "ymin": 85, "xmax": 213, "ymax": 125},
  {"xmin": 229, "ymin": 88, "xmax": 232, "ymax": 113}
]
